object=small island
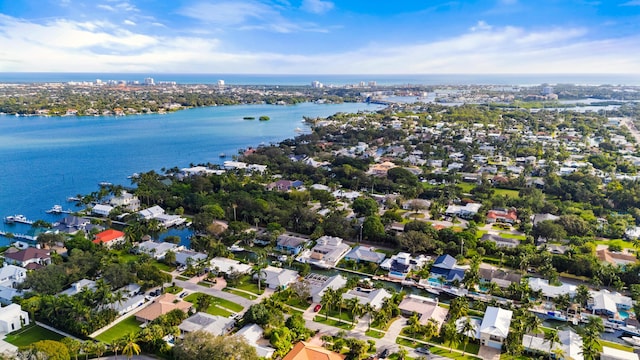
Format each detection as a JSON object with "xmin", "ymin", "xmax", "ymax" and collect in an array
[
  {"xmin": 259, "ymin": 115, "xmax": 270, "ymax": 121},
  {"xmin": 243, "ymin": 116, "xmax": 255, "ymax": 120}
]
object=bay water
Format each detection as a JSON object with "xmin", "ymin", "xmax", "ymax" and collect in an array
[{"xmin": 0, "ymin": 102, "xmax": 382, "ymax": 246}]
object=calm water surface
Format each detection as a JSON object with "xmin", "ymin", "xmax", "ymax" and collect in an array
[{"xmin": 0, "ymin": 102, "xmax": 382, "ymax": 246}]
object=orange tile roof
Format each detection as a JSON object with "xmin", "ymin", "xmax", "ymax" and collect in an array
[
  {"xmin": 135, "ymin": 293, "xmax": 192, "ymax": 322},
  {"xmin": 93, "ymin": 229, "xmax": 125, "ymax": 244},
  {"xmin": 282, "ymin": 342, "xmax": 345, "ymax": 360}
]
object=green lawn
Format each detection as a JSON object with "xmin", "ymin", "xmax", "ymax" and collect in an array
[
  {"xmin": 271, "ymin": 291, "xmax": 311, "ymax": 310},
  {"xmin": 365, "ymin": 329, "xmax": 384, "ymax": 338},
  {"xmin": 494, "ymin": 188, "xmax": 520, "ymax": 198},
  {"xmin": 601, "ymin": 340, "xmax": 634, "ymax": 352},
  {"xmin": 457, "ymin": 183, "xmax": 476, "ymax": 193},
  {"xmin": 4, "ymin": 325, "xmax": 64, "ymax": 347},
  {"xmin": 183, "ymin": 292, "xmax": 243, "ymax": 317},
  {"xmin": 313, "ymin": 316, "xmax": 355, "ymax": 330},
  {"xmin": 223, "ymin": 288, "xmax": 258, "ymax": 300},
  {"xmin": 197, "ymin": 281, "xmax": 213, "ymax": 288},
  {"xmin": 230, "ymin": 275, "xmax": 265, "ymax": 295},
  {"xmin": 164, "ymin": 285, "xmax": 183, "ymax": 294},
  {"xmin": 94, "ymin": 316, "xmax": 142, "ymax": 343},
  {"xmin": 595, "ymin": 239, "xmax": 635, "ymax": 250},
  {"xmin": 176, "ymin": 275, "xmax": 190, "ymax": 281},
  {"xmin": 113, "ymin": 250, "xmax": 139, "ymax": 264},
  {"xmin": 499, "ymin": 232, "xmax": 526, "ymax": 240},
  {"xmin": 396, "ymin": 338, "xmax": 481, "ymax": 359},
  {"xmin": 318, "ymin": 306, "xmax": 354, "ymax": 323},
  {"xmin": 153, "ymin": 260, "xmax": 174, "ymax": 272}
]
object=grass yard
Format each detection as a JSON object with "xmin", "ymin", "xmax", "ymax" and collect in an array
[
  {"xmin": 365, "ymin": 329, "xmax": 384, "ymax": 338},
  {"xmin": 94, "ymin": 316, "xmax": 142, "ymax": 343},
  {"xmin": 4, "ymin": 325, "xmax": 64, "ymax": 347},
  {"xmin": 113, "ymin": 250, "xmax": 139, "ymax": 264},
  {"xmin": 231, "ymin": 275, "xmax": 265, "ymax": 295},
  {"xmin": 313, "ymin": 316, "xmax": 354, "ymax": 330},
  {"xmin": 499, "ymin": 232, "xmax": 526, "ymax": 240},
  {"xmin": 396, "ymin": 338, "xmax": 481, "ymax": 359},
  {"xmin": 318, "ymin": 307, "xmax": 354, "ymax": 323},
  {"xmin": 153, "ymin": 260, "xmax": 174, "ymax": 272},
  {"xmin": 164, "ymin": 285, "xmax": 183, "ymax": 294},
  {"xmin": 223, "ymin": 288, "xmax": 258, "ymax": 300},
  {"xmin": 197, "ymin": 281, "xmax": 213, "ymax": 288},
  {"xmin": 457, "ymin": 183, "xmax": 476, "ymax": 193},
  {"xmin": 601, "ymin": 340, "xmax": 634, "ymax": 352},
  {"xmin": 595, "ymin": 239, "xmax": 635, "ymax": 250},
  {"xmin": 176, "ymin": 275, "xmax": 190, "ymax": 281},
  {"xmin": 494, "ymin": 188, "xmax": 520, "ymax": 198},
  {"xmin": 183, "ymin": 292, "xmax": 243, "ymax": 317}
]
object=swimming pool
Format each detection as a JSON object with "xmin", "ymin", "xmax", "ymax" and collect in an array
[{"xmin": 619, "ymin": 310, "xmax": 630, "ymax": 319}]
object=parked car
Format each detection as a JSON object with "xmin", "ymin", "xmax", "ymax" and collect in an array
[
  {"xmin": 379, "ymin": 349, "xmax": 389, "ymax": 358},
  {"xmin": 416, "ymin": 347, "xmax": 431, "ymax": 355},
  {"xmin": 313, "ymin": 304, "xmax": 322, "ymax": 312}
]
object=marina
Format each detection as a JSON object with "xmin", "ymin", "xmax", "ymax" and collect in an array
[
  {"xmin": 3, "ymin": 214, "xmax": 34, "ymax": 225},
  {"xmin": 45, "ymin": 205, "xmax": 73, "ymax": 214}
]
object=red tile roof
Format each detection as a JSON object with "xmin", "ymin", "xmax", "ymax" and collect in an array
[{"xmin": 93, "ymin": 229, "xmax": 125, "ymax": 244}]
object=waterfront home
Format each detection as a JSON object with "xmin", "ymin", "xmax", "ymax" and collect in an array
[
  {"xmin": 138, "ymin": 205, "xmax": 165, "ymax": 220},
  {"xmin": 137, "ymin": 240, "xmax": 179, "ymax": 260},
  {"xmin": 283, "ymin": 341, "xmax": 345, "ymax": 360},
  {"xmin": 342, "ymin": 288, "xmax": 392, "ymax": 310},
  {"xmin": 0, "ymin": 304, "xmax": 29, "ymax": 334},
  {"xmin": 306, "ymin": 274, "xmax": 347, "ymax": 304},
  {"xmin": 430, "ymin": 254, "xmax": 466, "ymax": 283},
  {"xmin": 596, "ymin": 249, "xmax": 638, "ymax": 267},
  {"xmin": 180, "ymin": 166, "xmax": 225, "ymax": 177},
  {"xmin": 306, "ymin": 236, "xmax": 351, "ymax": 269},
  {"xmin": 174, "ymin": 250, "xmax": 208, "ymax": 267},
  {"xmin": 587, "ymin": 289, "xmax": 633, "ymax": 316},
  {"xmin": 60, "ymin": 279, "xmax": 96, "ymax": 296},
  {"xmin": 478, "ymin": 264, "xmax": 521, "ymax": 289},
  {"xmin": 91, "ymin": 204, "xmax": 114, "ymax": 217},
  {"xmin": 0, "ymin": 264, "xmax": 27, "ymax": 288},
  {"xmin": 486, "ymin": 208, "xmax": 518, "ymax": 224},
  {"xmin": 93, "ymin": 229, "xmax": 126, "ymax": 248},
  {"xmin": 529, "ymin": 277, "xmax": 576, "ymax": 300},
  {"xmin": 522, "ymin": 329, "xmax": 583, "ymax": 360},
  {"xmin": 235, "ymin": 324, "xmax": 275, "ymax": 358},
  {"xmin": 267, "ymin": 179, "xmax": 304, "ymax": 191},
  {"xmin": 178, "ymin": 312, "xmax": 234, "ymax": 337},
  {"xmin": 254, "ymin": 266, "xmax": 299, "ymax": 290},
  {"xmin": 398, "ymin": 294, "xmax": 448, "ymax": 329},
  {"xmin": 209, "ymin": 257, "xmax": 251, "ymax": 275},
  {"xmin": 344, "ymin": 246, "xmax": 385, "ymax": 264},
  {"xmin": 223, "ymin": 161, "xmax": 247, "ymax": 170},
  {"xmin": 380, "ymin": 252, "xmax": 429, "ymax": 280},
  {"xmin": 445, "ymin": 203, "xmax": 482, "ymax": 219},
  {"xmin": 109, "ymin": 191, "xmax": 140, "ymax": 211},
  {"xmin": 479, "ymin": 306, "xmax": 513, "ymax": 349},
  {"xmin": 275, "ymin": 234, "xmax": 307, "ymax": 255},
  {"xmin": 480, "ymin": 234, "xmax": 519, "ymax": 248},
  {"xmin": 601, "ymin": 346, "xmax": 640, "ymax": 360},
  {"xmin": 53, "ymin": 215, "xmax": 98, "ymax": 235},
  {"xmin": 135, "ymin": 293, "xmax": 192, "ymax": 323},
  {"xmin": 3, "ymin": 247, "xmax": 51, "ymax": 270}
]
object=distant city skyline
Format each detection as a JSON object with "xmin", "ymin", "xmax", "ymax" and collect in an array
[{"xmin": 1, "ymin": 0, "xmax": 640, "ymax": 74}]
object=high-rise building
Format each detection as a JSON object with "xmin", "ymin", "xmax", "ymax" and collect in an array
[
  {"xmin": 144, "ymin": 77, "xmax": 155, "ymax": 86},
  {"xmin": 311, "ymin": 80, "xmax": 323, "ymax": 88}
]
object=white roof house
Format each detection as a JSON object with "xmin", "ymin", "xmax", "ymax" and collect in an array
[
  {"xmin": 342, "ymin": 288, "xmax": 392, "ymax": 310},
  {"xmin": 588, "ymin": 290, "xmax": 633, "ymax": 315},
  {"xmin": 522, "ymin": 329, "xmax": 583, "ymax": 360},
  {"xmin": 178, "ymin": 312, "xmax": 234, "ymax": 336},
  {"xmin": 138, "ymin": 205, "xmax": 165, "ymax": 220},
  {"xmin": 235, "ymin": 324, "xmax": 275, "ymax": 359},
  {"xmin": 0, "ymin": 303, "xmax": 29, "ymax": 334},
  {"xmin": 255, "ymin": 266, "xmax": 298, "ymax": 290},
  {"xmin": 174, "ymin": 250, "xmax": 208, "ymax": 266},
  {"xmin": 0, "ymin": 286, "xmax": 22, "ymax": 305},
  {"xmin": 110, "ymin": 191, "xmax": 140, "ymax": 211},
  {"xmin": 209, "ymin": 257, "xmax": 251, "ymax": 275},
  {"xmin": 306, "ymin": 274, "xmax": 348, "ymax": 304},
  {"xmin": 528, "ymin": 277, "xmax": 576, "ymax": 299},
  {"xmin": 479, "ymin": 307, "xmax": 513, "ymax": 349},
  {"xmin": 306, "ymin": 236, "xmax": 351, "ymax": 269},
  {"xmin": 0, "ymin": 265, "xmax": 27, "ymax": 288},
  {"xmin": 137, "ymin": 240, "xmax": 179, "ymax": 260},
  {"xmin": 60, "ymin": 279, "xmax": 96, "ymax": 296},
  {"xmin": 601, "ymin": 346, "xmax": 640, "ymax": 360},
  {"xmin": 92, "ymin": 204, "xmax": 114, "ymax": 217}
]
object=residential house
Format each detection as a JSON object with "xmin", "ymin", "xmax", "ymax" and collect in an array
[
  {"xmin": 522, "ymin": 329, "xmax": 583, "ymax": 360},
  {"xmin": 138, "ymin": 205, "xmax": 165, "ymax": 220},
  {"xmin": 135, "ymin": 293, "xmax": 192, "ymax": 323},
  {"xmin": 478, "ymin": 264, "xmax": 521, "ymax": 289},
  {"xmin": 60, "ymin": 279, "xmax": 96, "ymax": 296},
  {"xmin": 137, "ymin": 240, "xmax": 179, "ymax": 260},
  {"xmin": 344, "ymin": 246, "xmax": 386, "ymax": 264},
  {"xmin": 398, "ymin": 294, "xmax": 448, "ymax": 329},
  {"xmin": 380, "ymin": 252, "xmax": 429, "ymax": 280},
  {"xmin": 531, "ymin": 213, "xmax": 560, "ymax": 226},
  {"xmin": 486, "ymin": 208, "xmax": 518, "ymax": 224},
  {"xmin": 267, "ymin": 180, "xmax": 304, "ymax": 191},
  {"xmin": 306, "ymin": 236, "xmax": 351, "ymax": 269},
  {"xmin": 93, "ymin": 229, "xmax": 126, "ymax": 247},
  {"xmin": 342, "ymin": 288, "xmax": 392, "ymax": 310},
  {"xmin": 3, "ymin": 248, "xmax": 51, "ymax": 270},
  {"xmin": 255, "ymin": 266, "xmax": 299, "ymax": 290},
  {"xmin": 119, "ymin": 283, "xmax": 142, "ymax": 298},
  {"xmin": 0, "ymin": 286, "xmax": 21, "ymax": 305},
  {"xmin": 109, "ymin": 191, "xmax": 140, "ymax": 211},
  {"xmin": 402, "ymin": 199, "xmax": 431, "ymax": 211},
  {"xmin": 0, "ymin": 265, "xmax": 27, "ymax": 289},
  {"xmin": 367, "ymin": 161, "xmax": 397, "ymax": 176},
  {"xmin": 178, "ymin": 312, "xmax": 234, "ymax": 336},
  {"xmin": 282, "ymin": 341, "xmax": 345, "ymax": 360},
  {"xmin": 445, "ymin": 203, "xmax": 482, "ymax": 219},
  {"xmin": 601, "ymin": 346, "xmax": 640, "ymax": 360},
  {"xmin": 306, "ymin": 274, "xmax": 348, "ymax": 304},
  {"xmin": 480, "ymin": 234, "xmax": 519, "ymax": 248},
  {"xmin": 53, "ymin": 215, "xmax": 99, "ymax": 235},
  {"xmin": 275, "ymin": 234, "xmax": 307, "ymax": 255},
  {"xmin": 528, "ymin": 278, "xmax": 576, "ymax": 300},
  {"xmin": 174, "ymin": 250, "xmax": 208, "ymax": 266},
  {"xmin": 107, "ymin": 295, "xmax": 145, "ymax": 315},
  {"xmin": 625, "ymin": 226, "xmax": 640, "ymax": 240},
  {"xmin": 587, "ymin": 289, "xmax": 633, "ymax": 317},
  {"xmin": 92, "ymin": 204, "xmax": 114, "ymax": 217},
  {"xmin": 0, "ymin": 304, "xmax": 29, "ymax": 333},
  {"xmin": 429, "ymin": 254, "xmax": 466, "ymax": 283},
  {"xmin": 235, "ymin": 324, "xmax": 276, "ymax": 359},
  {"xmin": 479, "ymin": 306, "xmax": 513, "ymax": 349},
  {"xmin": 209, "ymin": 257, "xmax": 251, "ymax": 275},
  {"xmin": 596, "ymin": 249, "xmax": 638, "ymax": 267}
]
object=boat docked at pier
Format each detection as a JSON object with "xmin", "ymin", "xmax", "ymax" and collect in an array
[
  {"xmin": 4, "ymin": 215, "xmax": 33, "ymax": 225},
  {"xmin": 46, "ymin": 205, "xmax": 62, "ymax": 214}
]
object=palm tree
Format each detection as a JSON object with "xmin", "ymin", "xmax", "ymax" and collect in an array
[
  {"xmin": 449, "ymin": 296, "xmax": 469, "ymax": 322},
  {"xmin": 121, "ymin": 332, "xmax": 141, "ymax": 360},
  {"xmin": 61, "ymin": 337, "xmax": 82, "ymax": 360},
  {"xmin": 321, "ymin": 288, "xmax": 336, "ymax": 321},
  {"xmin": 460, "ymin": 317, "xmax": 477, "ymax": 355},
  {"xmin": 575, "ymin": 284, "xmax": 591, "ymax": 308},
  {"xmin": 251, "ymin": 262, "xmax": 268, "ymax": 292},
  {"xmin": 441, "ymin": 321, "xmax": 460, "ymax": 353},
  {"xmin": 346, "ymin": 297, "xmax": 361, "ymax": 326},
  {"xmin": 551, "ymin": 347, "xmax": 566, "ymax": 359},
  {"xmin": 109, "ymin": 339, "xmax": 122, "ymax": 359},
  {"xmin": 524, "ymin": 314, "xmax": 543, "ymax": 351},
  {"xmin": 581, "ymin": 316, "xmax": 604, "ymax": 360},
  {"xmin": 93, "ymin": 342, "xmax": 106, "ymax": 359},
  {"xmin": 362, "ymin": 303, "xmax": 375, "ymax": 331},
  {"xmin": 395, "ymin": 346, "xmax": 409, "ymax": 360},
  {"xmin": 544, "ymin": 328, "xmax": 560, "ymax": 355}
]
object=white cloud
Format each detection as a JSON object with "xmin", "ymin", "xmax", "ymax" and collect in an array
[
  {"xmin": 470, "ymin": 21, "xmax": 492, "ymax": 32},
  {"xmin": 301, "ymin": 0, "xmax": 334, "ymax": 14},
  {"xmin": 0, "ymin": 14, "xmax": 639, "ymax": 74},
  {"xmin": 97, "ymin": 4, "xmax": 116, "ymax": 12},
  {"xmin": 123, "ymin": 19, "xmax": 136, "ymax": 26}
]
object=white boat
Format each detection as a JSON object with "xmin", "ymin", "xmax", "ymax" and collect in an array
[
  {"xmin": 46, "ymin": 205, "xmax": 63, "ymax": 214},
  {"xmin": 4, "ymin": 215, "xmax": 33, "ymax": 225},
  {"xmin": 99, "ymin": 182, "xmax": 113, "ymax": 187},
  {"xmin": 294, "ymin": 127, "xmax": 303, "ymax": 132},
  {"xmin": 228, "ymin": 244, "xmax": 245, "ymax": 252},
  {"xmin": 622, "ymin": 336, "xmax": 640, "ymax": 346}
]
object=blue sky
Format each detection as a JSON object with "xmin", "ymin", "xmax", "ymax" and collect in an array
[{"xmin": 1, "ymin": 0, "xmax": 639, "ymax": 73}]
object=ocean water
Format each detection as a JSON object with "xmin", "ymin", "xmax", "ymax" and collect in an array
[
  {"xmin": 0, "ymin": 102, "xmax": 383, "ymax": 246},
  {"xmin": 1, "ymin": 73, "xmax": 640, "ymax": 86}
]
